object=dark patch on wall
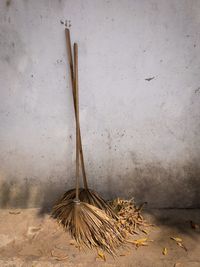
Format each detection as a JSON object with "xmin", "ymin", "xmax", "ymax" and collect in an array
[
  {"xmin": 194, "ymin": 87, "xmax": 200, "ymax": 94},
  {"xmin": 6, "ymin": 0, "xmax": 12, "ymax": 7},
  {"xmin": 0, "ymin": 160, "xmax": 199, "ymax": 212},
  {"xmin": 145, "ymin": 76, "xmax": 155, "ymax": 81},
  {"xmin": 0, "ymin": 25, "xmax": 26, "ymax": 70},
  {"xmin": 0, "ymin": 179, "xmax": 30, "ymax": 208}
]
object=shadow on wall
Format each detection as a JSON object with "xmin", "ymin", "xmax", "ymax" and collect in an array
[
  {"xmin": 0, "ymin": 160, "xmax": 199, "ymax": 209},
  {"xmin": 0, "ymin": 176, "xmax": 74, "ymax": 211},
  {"xmin": 120, "ymin": 161, "xmax": 200, "ymax": 209}
]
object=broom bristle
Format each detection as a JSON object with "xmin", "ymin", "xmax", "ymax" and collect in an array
[
  {"xmin": 55, "ymin": 188, "xmax": 117, "ymax": 219},
  {"xmin": 52, "ymin": 200, "xmax": 124, "ymax": 254}
]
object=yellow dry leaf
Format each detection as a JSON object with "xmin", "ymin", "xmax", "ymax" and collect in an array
[
  {"xmin": 162, "ymin": 247, "xmax": 168, "ymax": 255},
  {"xmin": 128, "ymin": 237, "xmax": 153, "ymax": 248},
  {"xmin": 133, "ymin": 238, "xmax": 148, "ymax": 244},
  {"xmin": 177, "ymin": 242, "xmax": 187, "ymax": 252},
  {"xmin": 171, "ymin": 237, "xmax": 182, "ymax": 243},
  {"xmin": 128, "ymin": 238, "xmax": 147, "ymax": 245},
  {"xmin": 97, "ymin": 250, "xmax": 106, "ymax": 261}
]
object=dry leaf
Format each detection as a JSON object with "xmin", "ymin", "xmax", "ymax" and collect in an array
[
  {"xmin": 9, "ymin": 211, "xmax": 21, "ymax": 215},
  {"xmin": 171, "ymin": 237, "xmax": 182, "ymax": 243},
  {"xmin": 109, "ymin": 198, "xmax": 151, "ymax": 236},
  {"xmin": 135, "ymin": 238, "xmax": 148, "ymax": 243},
  {"xmin": 174, "ymin": 263, "xmax": 181, "ymax": 267},
  {"xmin": 170, "ymin": 237, "xmax": 187, "ymax": 251},
  {"xmin": 128, "ymin": 238, "xmax": 153, "ymax": 248},
  {"xmin": 51, "ymin": 250, "xmax": 68, "ymax": 261},
  {"xmin": 162, "ymin": 247, "xmax": 167, "ymax": 255},
  {"xmin": 129, "ymin": 237, "xmax": 147, "ymax": 243},
  {"xmin": 177, "ymin": 242, "xmax": 187, "ymax": 252},
  {"xmin": 97, "ymin": 250, "xmax": 106, "ymax": 261}
]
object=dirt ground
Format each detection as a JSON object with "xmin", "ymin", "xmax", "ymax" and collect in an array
[{"xmin": 0, "ymin": 208, "xmax": 199, "ymax": 267}]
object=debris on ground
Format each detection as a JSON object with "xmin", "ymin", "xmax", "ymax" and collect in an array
[
  {"xmin": 127, "ymin": 237, "xmax": 153, "ymax": 249},
  {"xmin": 162, "ymin": 247, "xmax": 168, "ymax": 255},
  {"xmin": 27, "ymin": 226, "xmax": 42, "ymax": 237},
  {"xmin": 170, "ymin": 237, "xmax": 182, "ymax": 243},
  {"xmin": 0, "ymin": 208, "xmax": 199, "ymax": 266},
  {"xmin": 9, "ymin": 211, "xmax": 21, "ymax": 215},
  {"xmin": 170, "ymin": 237, "xmax": 187, "ymax": 251},
  {"xmin": 51, "ymin": 249, "xmax": 68, "ymax": 261},
  {"xmin": 96, "ymin": 250, "xmax": 106, "ymax": 261},
  {"xmin": 109, "ymin": 198, "xmax": 152, "ymax": 236}
]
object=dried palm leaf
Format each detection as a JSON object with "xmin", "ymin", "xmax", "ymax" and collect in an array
[
  {"xmin": 56, "ymin": 188, "xmax": 117, "ymax": 219},
  {"xmin": 52, "ymin": 200, "xmax": 124, "ymax": 254},
  {"xmin": 109, "ymin": 198, "xmax": 151, "ymax": 236}
]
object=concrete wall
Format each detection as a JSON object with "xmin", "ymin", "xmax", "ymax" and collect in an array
[{"xmin": 0, "ymin": 0, "xmax": 200, "ymax": 209}]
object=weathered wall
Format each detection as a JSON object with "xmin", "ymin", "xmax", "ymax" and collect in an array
[{"xmin": 0, "ymin": 0, "xmax": 200, "ymax": 209}]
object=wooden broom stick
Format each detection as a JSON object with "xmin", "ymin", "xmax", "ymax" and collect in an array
[{"xmin": 65, "ymin": 28, "xmax": 88, "ymax": 189}]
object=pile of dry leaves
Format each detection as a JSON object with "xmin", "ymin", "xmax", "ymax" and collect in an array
[{"xmin": 109, "ymin": 198, "xmax": 152, "ymax": 237}]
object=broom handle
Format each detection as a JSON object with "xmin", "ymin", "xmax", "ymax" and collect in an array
[
  {"xmin": 74, "ymin": 43, "xmax": 80, "ymax": 201},
  {"xmin": 65, "ymin": 29, "xmax": 89, "ymax": 190}
]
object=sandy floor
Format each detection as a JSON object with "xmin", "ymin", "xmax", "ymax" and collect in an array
[{"xmin": 0, "ymin": 208, "xmax": 199, "ymax": 267}]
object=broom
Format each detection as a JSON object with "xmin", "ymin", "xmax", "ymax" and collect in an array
[
  {"xmin": 52, "ymin": 43, "xmax": 124, "ymax": 254},
  {"xmin": 55, "ymin": 28, "xmax": 117, "ymax": 219}
]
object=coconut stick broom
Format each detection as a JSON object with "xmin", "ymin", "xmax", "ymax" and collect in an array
[
  {"xmin": 52, "ymin": 43, "xmax": 124, "ymax": 254},
  {"xmin": 54, "ymin": 28, "xmax": 116, "ymax": 219}
]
